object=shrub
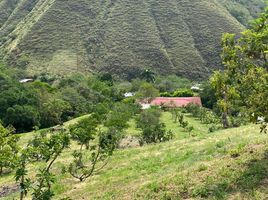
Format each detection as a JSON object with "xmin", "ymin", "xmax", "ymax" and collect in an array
[
  {"xmin": 171, "ymin": 108, "xmax": 181, "ymax": 122},
  {"xmin": 186, "ymin": 125, "xmax": 194, "ymax": 135},
  {"xmin": 185, "ymin": 103, "xmax": 202, "ymax": 117},
  {"xmin": 160, "ymin": 88, "xmax": 194, "ymax": 97},
  {"xmin": 0, "ymin": 124, "xmax": 19, "ymax": 174},
  {"xmin": 229, "ymin": 116, "xmax": 248, "ymax": 127},
  {"xmin": 181, "ymin": 121, "xmax": 189, "ymax": 129},
  {"xmin": 178, "ymin": 113, "xmax": 184, "ymax": 125},
  {"xmin": 185, "ymin": 103, "xmax": 220, "ymax": 125},
  {"xmin": 208, "ymin": 124, "xmax": 218, "ymax": 133},
  {"xmin": 136, "ymin": 108, "xmax": 173, "ymax": 144},
  {"xmin": 160, "ymin": 92, "xmax": 170, "ymax": 97},
  {"xmin": 178, "ymin": 113, "xmax": 189, "ymax": 129},
  {"xmin": 139, "ymin": 123, "xmax": 174, "ymax": 145},
  {"xmin": 172, "ymin": 88, "xmax": 194, "ymax": 97}
]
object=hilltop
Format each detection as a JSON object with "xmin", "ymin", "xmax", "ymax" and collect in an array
[{"xmin": 0, "ymin": 0, "xmax": 265, "ymax": 79}]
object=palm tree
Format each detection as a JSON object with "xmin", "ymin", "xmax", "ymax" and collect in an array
[{"xmin": 140, "ymin": 68, "xmax": 156, "ymax": 83}]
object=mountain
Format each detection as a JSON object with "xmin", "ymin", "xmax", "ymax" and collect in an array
[
  {"xmin": 218, "ymin": 0, "xmax": 266, "ymax": 26},
  {"xmin": 0, "ymin": 0, "xmax": 265, "ymax": 79}
]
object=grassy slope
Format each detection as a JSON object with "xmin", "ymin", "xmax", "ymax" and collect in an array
[
  {"xmin": 1, "ymin": 112, "xmax": 268, "ymax": 199},
  {"xmin": 0, "ymin": 0, "xmax": 260, "ymax": 79},
  {"xmin": 218, "ymin": 0, "xmax": 266, "ymax": 26}
]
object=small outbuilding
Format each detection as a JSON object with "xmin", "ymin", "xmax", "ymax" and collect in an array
[
  {"xmin": 19, "ymin": 78, "xmax": 34, "ymax": 83},
  {"xmin": 124, "ymin": 92, "xmax": 135, "ymax": 98}
]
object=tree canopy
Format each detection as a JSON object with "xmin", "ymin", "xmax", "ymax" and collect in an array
[{"xmin": 210, "ymin": 7, "xmax": 268, "ymax": 130}]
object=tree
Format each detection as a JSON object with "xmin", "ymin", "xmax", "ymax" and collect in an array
[
  {"xmin": 40, "ymin": 99, "xmax": 72, "ymax": 128},
  {"xmin": 69, "ymin": 115, "xmax": 99, "ymax": 150},
  {"xmin": 136, "ymin": 108, "xmax": 173, "ymax": 144},
  {"xmin": 98, "ymin": 73, "xmax": 114, "ymax": 86},
  {"xmin": 155, "ymin": 75, "xmax": 191, "ymax": 93},
  {"xmin": 199, "ymin": 81, "xmax": 217, "ymax": 109},
  {"xmin": 15, "ymin": 130, "xmax": 70, "ymax": 200},
  {"xmin": 0, "ymin": 124, "xmax": 19, "ymax": 175},
  {"xmin": 210, "ymin": 7, "xmax": 268, "ymax": 130},
  {"xmin": 210, "ymin": 72, "xmax": 230, "ymax": 128},
  {"xmin": 69, "ymin": 128, "xmax": 117, "ymax": 182},
  {"xmin": 5, "ymin": 105, "xmax": 40, "ymax": 132},
  {"xmin": 140, "ymin": 69, "xmax": 156, "ymax": 83},
  {"xmin": 104, "ymin": 102, "xmax": 134, "ymax": 131},
  {"xmin": 68, "ymin": 102, "xmax": 135, "ymax": 182},
  {"xmin": 15, "ymin": 149, "xmax": 32, "ymax": 200},
  {"xmin": 136, "ymin": 82, "xmax": 159, "ymax": 103},
  {"xmin": 31, "ymin": 131, "xmax": 70, "ymax": 199}
]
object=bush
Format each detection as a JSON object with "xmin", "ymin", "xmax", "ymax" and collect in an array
[
  {"xmin": 160, "ymin": 88, "xmax": 194, "ymax": 97},
  {"xmin": 186, "ymin": 125, "xmax": 194, "ymax": 134},
  {"xmin": 178, "ymin": 113, "xmax": 184, "ymax": 125},
  {"xmin": 199, "ymin": 81, "xmax": 217, "ymax": 109},
  {"xmin": 160, "ymin": 92, "xmax": 170, "ymax": 97},
  {"xmin": 0, "ymin": 124, "xmax": 19, "ymax": 174},
  {"xmin": 208, "ymin": 124, "xmax": 218, "ymax": 133},
  {"xmin": 139, "ymin": 123, "xmax": 174, "ymax": 145},
  {"xmin": 136, "ymin": 108, "xmax": 173, "ymax": 144},
  {"xmin": 185, "ymin": 103, "xmax": 220, "ymax": 125},
  {"xmin": 178, "ymin": 113, "xmax": 189, "ymax": 128},
  {"xmin": 229, "ymin": 116, "xmax": 248, "ymax": 128},
  {"xmin": 181, "ymin": 121, "xmax": 189, "ymax": 129},
  {"xmin": 172, "ymin": 89, "xmax": 194, "ymax": 97},
  {"xmin": 185, "ymin": 103, "xmax": 202, "ymax": 117}
]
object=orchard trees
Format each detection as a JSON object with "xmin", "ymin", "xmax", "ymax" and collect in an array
[
  {"xmin": 136, "ymin": 108, "xmax": 173, "ymax": 144},
  {"xmin": 211, "ymin": 7, "xmax": 268, "ymax": 129},
  {"xmin": 68, "ymin": 128, "xmax": 117, "ymax": 182},
  {"xmin": 0, "ymin": 124, "xmax": 19, "ymax": 175},
  {"xmin": 12, "ymin": 106, "xmax": 129, "ymax": 199},
  {"xmin": 15, "ymin": 130, "xmax": 70, "ymax": 200},
  {"xmin": 68, "ymin": 102, "xmax": 135, "ymax": 182}
]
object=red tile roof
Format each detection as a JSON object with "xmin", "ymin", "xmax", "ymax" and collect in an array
[{"xmin": 150, "ymin": 97, "xmax": 202, "ymax": 107}]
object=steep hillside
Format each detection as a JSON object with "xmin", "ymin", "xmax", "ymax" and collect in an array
[
  {"xmin": 1, "ymin": 113, "xmax": 268, "ymax": 199},
  {"xmin": 0, "ymin": 0, "xmax": 264, "ymax": 79},
  {"xmin": 219, "ymin": 0, "xmax": 266, "ymax": 26}
]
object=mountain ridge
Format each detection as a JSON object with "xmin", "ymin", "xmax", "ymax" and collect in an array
[{"xmin": 0, "ymin": 0, "xmax": 265, "ymax": 79}]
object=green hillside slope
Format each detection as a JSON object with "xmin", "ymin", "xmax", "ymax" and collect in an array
[
  {"xmin": 1, "ymin": 113, "xmax": 268, "ymax": 199},
  {"xmin": 219, "ymin": 0, "xmax": 266, "ymax": 26},
  {"xmin": 0, "ymin": 0, "xmax": 264, "ymax": 79}
]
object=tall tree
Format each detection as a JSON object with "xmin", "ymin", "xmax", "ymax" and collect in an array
[
  {"xmin": 140, "ymin": 69, "xmax": 156, "ymax": 83},
  {"xmin": 211, "ymin": 7, "xmax": 268, "ymax": 130}
]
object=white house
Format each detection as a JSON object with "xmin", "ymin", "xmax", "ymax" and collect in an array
[
  {"xmin": 19, "ymin": 79, "xmax": 34, "ymax": 83},
  {"xmin": 124, "ymin": 92, "xmax": 135, "ymax": 98}
]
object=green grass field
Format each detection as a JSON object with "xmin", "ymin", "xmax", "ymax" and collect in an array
[{"xmin": 1, "ymin": 112, "xmax": 268, "ymax": 199}]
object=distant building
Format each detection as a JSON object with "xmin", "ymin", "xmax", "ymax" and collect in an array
[
  {"xmin": 19, "ymin": 78, "xmax": 34, "ymax": 83},
  {"xmin": 191, "ymin": 84, "xmax": 202, "ymax": 91},
  {"xmin": 141, "ymin": 104, "xmax": 151, "ymax": 110},
  {"xmin": 124, "ymin": 92, "xmax": 135, "ymax": 98},
  {"xmin": 139, "ymin": 97, "xmax": 202, "ymax": 109}
]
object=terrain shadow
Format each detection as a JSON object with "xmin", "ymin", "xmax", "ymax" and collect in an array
[{"xmin": 210, "ymin": 148, "xmax": 268, "ymax": 199}]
